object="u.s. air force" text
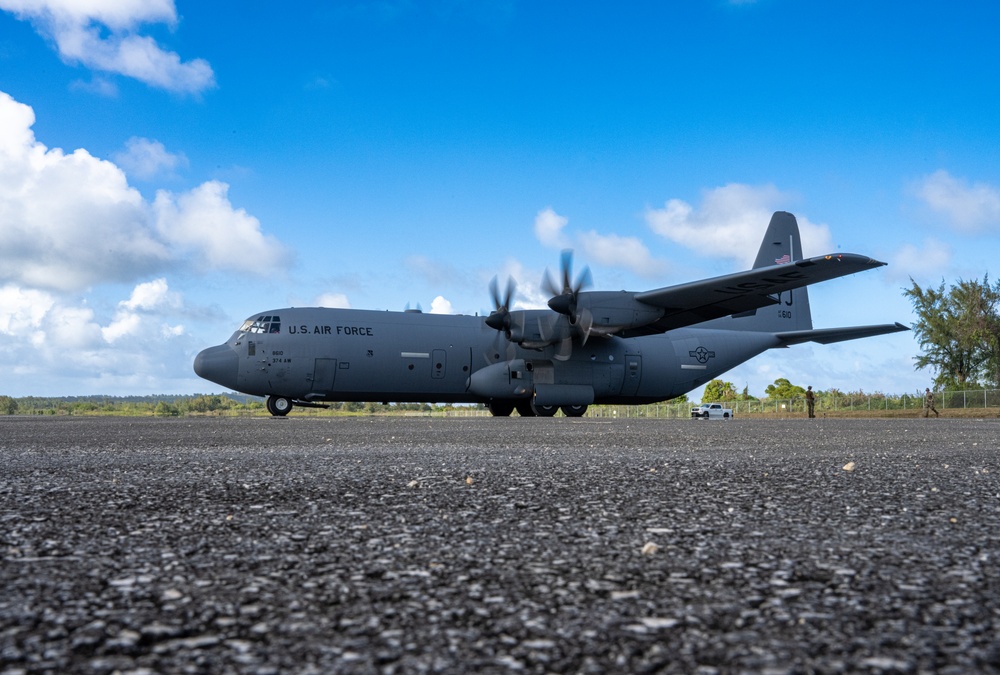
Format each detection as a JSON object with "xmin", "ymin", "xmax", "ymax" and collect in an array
[{"xmin": 288, "ymin": 325, "xmax": 374, "ymax": 336}]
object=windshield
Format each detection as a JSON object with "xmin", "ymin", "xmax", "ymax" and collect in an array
[{"xmin": 239, "ymin": 315, "xmax": 281, "ymax": 334}]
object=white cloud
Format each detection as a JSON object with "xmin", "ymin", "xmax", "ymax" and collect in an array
[
  {"xmin": 2, "ymin": 278, "xmax": 194, "ymax": 393},
  {"xmin": 45, "ymin": 303, "xmax": 103, "ymax": 350},
  {"xmin": 120, "ymin": 277, "xmax": 179, "ymax": 311},
  {"xmin": 577, "ymin": 230, "xmax": 668, "ymax": 278},
  {"xmin": 0, "ymin": 284, "xmax": 54, "ymax": 340},
  {"xmin": 114, "ymin": 137, "xmax": 188, "ymax": 180},
  {"xmin": 0, "ymin": 90, "xmax": 286, "ymax": 396},
  {"xmin": 531, "ymin": 207, "xmax": 668, "ymax": 278},
  {"xmin": 316, "ymin": 293, "xmax": 351, "ymax": 309},
  {"xmin": 0, "ymin": 92, "xmax": 169, "ymax": 291},
  {"xmin": 0, "ymin": 0, "xmax": 176, "ymax": 29},
  {"xmin": 154, "ymin": 181, "xmax": 294, "ymax": 274},
  {"xmin": 0, "ymin": 91, "xmax": 289, "ymax": 292},
  {"xmin": 69, "ymin": 76, "xmax": 119, "ymax": 97},
  {"xmin": 101, "ymin": 311, "xmax": 141, "ymax": 342},
  {"xmin": 887, "ymin": 239, "xmax": 952, "ymax": 283},
  {"xmin": 534, "ymin": 207, "xmax": 569, "ymax": 248},
  {"xmin": 645, "ymin": 183, "xmax": 833, "ymax": 267},
  {"xmin": 429, "ymin": 295, "xmax": 454, "ymax": 314},
  {"xmin": 0, "ymin": 0, "xmax": 214, "ymax": 94},
  {"xmin": 103, "ymin": 279, "xmax": 182, "ymax": 342},
  {"xmin": 915, "ymin": 170, "xmax": 1000, "ymax": 232}
]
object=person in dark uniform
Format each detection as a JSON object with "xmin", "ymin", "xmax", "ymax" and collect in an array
[
  {"xmin": 923, "ymin": 387, "xmax": 939, "ymax": 417},
  {"xmin": 805, "ymin": 385, "xmax": 816, "ymax": 418}
]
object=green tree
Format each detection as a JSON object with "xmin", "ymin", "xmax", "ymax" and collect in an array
[
  {"xmin": 154, "ymin": 402, "xmax": 179, "ymax": 417},
  {"xmin": 702, "ymin": 380, "xmax": 736, "ymax": 403},
  {"xmin": 0, "ymin": 396, "xmax": 18, "ymax": 415},
  {"xmin": 764, "ymin": 378, "xmax": 807, "ymax": 400},
  {"xmin": 904, "ymin": 276, "xmax": 1000, "ymax": 388}
]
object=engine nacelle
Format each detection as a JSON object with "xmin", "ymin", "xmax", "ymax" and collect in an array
[
  {"xmin": 468, "ymin": 359, "xmax": 533, "ymax": 399},
  {"xmin": 504, "ymin": 310, "xmax": 566, "ymax": 348}
]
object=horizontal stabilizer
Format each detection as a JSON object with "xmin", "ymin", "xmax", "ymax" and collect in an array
[{"xmin": 775, "ymin": 322, "xmax": 909, "ymax": 346}]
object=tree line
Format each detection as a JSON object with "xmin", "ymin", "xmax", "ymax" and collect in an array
[{"xmin": 0, "ymin": 394, "xmax": 461, "ymax": 417}]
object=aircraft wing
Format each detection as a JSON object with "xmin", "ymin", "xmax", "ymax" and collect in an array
[
  {"xmin": 630, "ymin": 253, "xmax": 887, "ymax": 334},
  {"xmin": 775, "ymin": 322, "xmax": 910, "ymax": 346}
]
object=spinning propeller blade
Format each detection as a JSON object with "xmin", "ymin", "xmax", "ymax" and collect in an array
[
  {"xmin": 544, "ymin": 250, "xmax": 593, "ymax": 345},
  {"xmin": 485, "ymin": 276, "xmax": 516, "ymax": 331}
]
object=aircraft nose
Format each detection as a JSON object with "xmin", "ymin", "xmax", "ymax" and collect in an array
[{"xmin": 193, "ymin": 344, "xmax": 239, "ymax": 390}]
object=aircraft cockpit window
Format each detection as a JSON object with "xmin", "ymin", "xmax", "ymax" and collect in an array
[{"xmin": 239, "ymin": 315, "xmax": 281, "ymax": 335}]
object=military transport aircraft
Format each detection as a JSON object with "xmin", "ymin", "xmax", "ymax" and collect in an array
[{"xmin": 194, "ymin": 212, "xmax": 907, "ymax": 417}]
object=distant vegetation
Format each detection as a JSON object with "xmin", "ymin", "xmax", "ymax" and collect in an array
[{"xmin": 0, "ymin": 394, "xmax": 465, "ymax": 417}]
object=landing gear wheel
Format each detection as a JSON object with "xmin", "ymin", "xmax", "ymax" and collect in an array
[
  {"xmin": 487, "ymin": 400, "xmax": 515, "ymax": 417},
  {"xmin": 560, "ymin": 404, "xmax": 588, "ymax": 417},
  {"xmin": 266, "ymin": 396, "xmax": 293, "ymax": 416},
  {"xmin": 530, "ymin": 401, "xmax": 558, "ymax": 417},
  {"xmin": 515, "ymin": 400, "xmax": 536, "ymax": 417}
]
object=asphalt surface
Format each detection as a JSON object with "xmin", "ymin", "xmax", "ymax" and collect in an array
[{"xmin": 2, "ymin": 415, "xmax": 1000, "ymax": 674}]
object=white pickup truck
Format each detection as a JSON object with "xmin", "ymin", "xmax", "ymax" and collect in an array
[{"xmin": 690, "ymin": 403, "xmax": 734, "ymax": 419}]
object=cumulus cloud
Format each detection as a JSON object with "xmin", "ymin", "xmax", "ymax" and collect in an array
[
  {"xmin": 534, "ymin": 207, "xmax": 569, "ymax": 248},
  {"xmin": 316, "ymin": 293, "xmax": 351, "ymax": 309},
  {"xmin": 645, "ymin": 183, "xmax": 833, "ymax": 267},
  {"xmin": 154, "ymin": 181, "xmax": 294, "ymax": 273},
  {"xmin": 577, "ymin": 231, "xmax": 668, "ymax": 278},
  {"xmin": 0, "ymin": 0, "xmax": 215, "ymax": 94},
  {"xmin": 46, "ymin": 303, "xmax": 104, "ymax": 350},
  {"xmin": 0, "ymin": 284, "xmax": 54, "ymax": 341},
  {"xmin": 887, "ymin": 239, "xmax": 952, "ymax": 283},
  {"xmin": 0, "ymin": 92, "xmax": 168, "ymax": 291},
  {"xmin": 429, "ymin": 296, "xmax": 454, "ymax": 314},
  {"xmin": 532, "ymin": 207, "xmax": 667, "ymax": 278},
  {"xmin": 102, "ymin": 279, "xmax": 185, "ymax": 343},
  {"xmin": 114, "ymin": 137, "xmax": 188, "ymax": 180},
  {"xmin": 120, "ymin": 277, "xmax": 180, "ymax": 312},
  {"xmin": 1, "ymin": 278, "xmax": 191, "ymax": 393},
  {"xmin": 0, "ymin": 91, "xmax": 290, "ymax": 291},
  {"xmin": 914, "ymin": 170, "xmax": 1000, "ymax": 232}
]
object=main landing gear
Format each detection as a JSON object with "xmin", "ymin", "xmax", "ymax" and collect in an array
[
  {"xmin": 487, "ymin": 399, "xmax": 588, "ymax": 418},
  {"xmin": 266, "ymin": 395, "xmax": 293, "ymax": 416}
]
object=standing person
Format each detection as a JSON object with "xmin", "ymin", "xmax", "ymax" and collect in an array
[
  {"xmin": 923, "ymin": 387, "xmax": 940, "ymax": 417},
  {"xmin": 805, "ymin": 385, "xmax": 816, "ymax": 418}
]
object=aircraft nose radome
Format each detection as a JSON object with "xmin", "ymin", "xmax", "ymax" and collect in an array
[{"xmin": 193, "ymin": 344, "xmax": 239, "ymax": 390}]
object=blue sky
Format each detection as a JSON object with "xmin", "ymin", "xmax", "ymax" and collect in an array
[{"xmin": 1, "ymin": 0, "xmax": 998, "ymax": 398}]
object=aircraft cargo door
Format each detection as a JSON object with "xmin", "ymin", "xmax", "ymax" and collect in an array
[{"xmin": 311, "ymin": 358, "xmax": 337, "ymax": 395}]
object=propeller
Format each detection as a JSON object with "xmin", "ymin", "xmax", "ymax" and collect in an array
[
  {"xmin": 485, "ymin": 276, "xmax": 516, "ymax": 332},
  {"xmin": 543, "ymin": 250, "xmax": 594, "ymax": 345},
  {"xmin": 483, "ymin": 276, "xmax": 518, "ymax": 365}
]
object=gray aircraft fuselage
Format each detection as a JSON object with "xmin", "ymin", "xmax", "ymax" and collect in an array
[{"xmin": 194, "ymin": 307, "xmax": 783, "ymax": 409}]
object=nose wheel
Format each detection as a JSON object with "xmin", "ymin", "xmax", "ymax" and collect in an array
[{"xmin": 266, "ymin": 396, "xmax": 293, "ymax": 416}]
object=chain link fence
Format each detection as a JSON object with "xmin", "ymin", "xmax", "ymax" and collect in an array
[{"xmin": 447, "ymin": 389, "xmax": 1000, "ymax": 418}]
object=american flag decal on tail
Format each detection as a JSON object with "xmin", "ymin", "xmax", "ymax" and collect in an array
[{"xmin": 774, "ymin": 254, "xmax": 791, "ymax": 265}]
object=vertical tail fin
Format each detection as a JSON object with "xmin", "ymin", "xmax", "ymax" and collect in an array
[{"xmin": 736, "ymin": 211, "xmax": 813, "ymax": 332}]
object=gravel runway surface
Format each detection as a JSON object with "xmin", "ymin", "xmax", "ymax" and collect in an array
[{"xmin": 3, "ymin": 415, "xmax": 1000, "ymax": 674}]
